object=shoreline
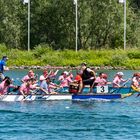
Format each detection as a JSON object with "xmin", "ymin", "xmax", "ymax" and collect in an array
[{"xmin": 9, "ymin": 65, "xmax": 128, "ymax": 70}]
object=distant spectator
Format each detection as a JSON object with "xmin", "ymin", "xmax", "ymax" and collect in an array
[{"xmin": 0, "ymin": 56, "xmax": 9, "ymax": 81}]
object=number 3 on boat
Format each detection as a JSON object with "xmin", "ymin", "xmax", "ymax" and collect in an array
[{"xmin": 96, "ymin": 86, "xmax": 108, "ymax": 94}]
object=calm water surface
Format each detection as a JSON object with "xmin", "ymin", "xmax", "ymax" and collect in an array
[{"xmin": 0, "ymin": 70, "xmax": 139, "ymax": 140}]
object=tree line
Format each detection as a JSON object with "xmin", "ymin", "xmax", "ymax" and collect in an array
[{"xmin": 0, "ymin": 0, "xmax": 140, "ymax": 50}]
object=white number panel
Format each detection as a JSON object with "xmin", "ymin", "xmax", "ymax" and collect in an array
[{"xmin": 96, "ymin": 86, "xmax": 108, "ymax": 94}]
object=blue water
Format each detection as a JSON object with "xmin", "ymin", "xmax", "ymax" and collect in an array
[
  {"xmin": 0, "ymin": 97, "xmax": 140, "ymax": 140},
  {"xmin": 0, "ymin": 70, "xmax": 140, "ymax": 140}
]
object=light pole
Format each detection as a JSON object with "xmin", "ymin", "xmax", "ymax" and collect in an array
[
  {"xmin": 23, "ymin": 0, "xmax": 30, "ymax": 52},
  {"xmin": 28, "ymin": 0, "xmax": 30, "ymax": 52},
  {"xmin": 124, "ymin": 0, "xmax": 126, "ymax": 50},
  {"xmin": 74, "ymin": 0, "xmax": 78, "ymax": 52},
  {"xmin": 119, "ymin": 0, "xmax": 126, "ymax": 50}
]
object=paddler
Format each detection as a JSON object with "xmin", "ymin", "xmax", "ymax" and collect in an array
[
  {"xmin": 49, "ymin": 69, "xmax": 59, "ymax": 82},
  {"xmin": 131, "ymin": 72, "xmax": 140, "ymax": 92},
  {"xmin": 80, "ymin": 62, "xmax": 96, "ymax": 93},
  {"xmin": 58, "ymin": 71, "xmax": 73, "ymax": 88},
  {"xmin": 21, "ymin": 70, "xmax": 35, "ymax": 83},
  {"xmin": 39, "ymin": 69, "xmax": 49, "ymax": 80},
  {"xmin": 112, "ymin": 72, "xmax": 128, "ymax": 87},
  {"xmin": 0, "ymin": 78, "xmax": 17, "ymax": 95},
  {"xmin": 40, "ymin": 77, "xmax": 57, "ymax": 94},
  {"xmin": 94, "ymin": 73, "xmax": 109, "ymax": 86},
  {"xmin": 19, "ymin": 78, "xmax": 38, "ymax": 97},
  {"xmin": 131, "ymin": 73, "xmax": 140, "ymax": 88},
  {"xmin": 73, "ymin": 70, "xmax": 83, "ymax": 93}
]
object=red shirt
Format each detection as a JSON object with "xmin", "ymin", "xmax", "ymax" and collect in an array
[{"xmin": 74, "ymin": 75, "xmax": 82, "ymax": 83}]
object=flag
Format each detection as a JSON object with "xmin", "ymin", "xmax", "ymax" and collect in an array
[
  {"xmin": 73, "ymin": 0, "xmax": 77, "ymax": 5},
  {"xmin": 119, "ymin": 0, "xmax": 125, "ymax": 3},
  {"xmin": 23, "ymin": 0, "xmax": 29, "ymax": 4}
]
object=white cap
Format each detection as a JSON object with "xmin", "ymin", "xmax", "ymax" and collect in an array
[
  {"xmin": 39, "ymin": 75, "xmax": 46, "ymax": 81},
  {"xmin": 63, "ymin": 71, "xmax": 69, "ymax": 75},
  {"xmin": 117, "ymin": 72, "xmax": 124, "ymax": 76}
]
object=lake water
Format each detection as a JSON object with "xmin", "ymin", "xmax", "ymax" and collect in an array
[{"xmin": 0, "ymin": 70, "xmax": 140, "ymax": 140}]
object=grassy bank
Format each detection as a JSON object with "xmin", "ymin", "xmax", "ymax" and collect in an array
[{"xmin": 1, "ymin": 44, "xmax": 140, "ymax": 69}]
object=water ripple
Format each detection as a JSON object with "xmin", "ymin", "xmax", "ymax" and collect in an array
[{"xmin": 0, "ymin": 98, "xmax": 139, "ymax": 140}]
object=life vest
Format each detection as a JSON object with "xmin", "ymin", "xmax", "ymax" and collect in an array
[
  {"xmin": 131, "ymin": 85, "xmax": 140, "ymax": 92},
  {"xmin": 81, "ymin": 68, "xmax": 94, "ymax": 80}
]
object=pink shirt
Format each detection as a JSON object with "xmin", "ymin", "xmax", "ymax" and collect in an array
[
  {"xmin": 58, "ymin": 75, "xmax": 67, "ymax": 87},
  {"xmin": 58, "ymin": 76, "xmax": 73, "ymax": 87},
  {"xmin": 49, "ymin": 82, "xmax": 57, "ymax": 88},
  {"xmin": 132, "ymin": 77, "xmax": 139, "ymax": 88},
  {"xmin": 22, "ymin": 75, "xmax": 30, "ymax": 82},
  {"xmin": 95, "ymin": 77, "xmax": 107, "ymax": 86},
  {"xmin": 0, "ymin": 81, "xmax": 15, "ymax": 95},
  {"xmin": 22, "ymin": 73, "xmax": 35, "ymax": 82},
  {"xmin": 60, "ymin": 79, "xmax": 68, "ymax": 87},
  {"xmin": 0, "ymin": 82, "xmax": 9, "ymax": 95},
  {"xmin": 66, "ymin": 76, "xmax": 73, "ymax": 83},
  {"xmin": 113, "ymin": 76, "xmax": 125, "ymax": 87},
  {"xmin": 19, "ymin": 83, "xmax": 35, "ymax": 94},
  {"xmin": 69, "ymin": 73, "xmax": 74, "ymax": 79}
]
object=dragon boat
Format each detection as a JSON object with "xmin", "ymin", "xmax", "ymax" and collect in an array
[
  {"xmin": 0, "ymin": 85, "xmax": 135, "ymax": 102},
  {"xmin": 0, "ymin": 92, "xmax": 133, "ymax": 102}
]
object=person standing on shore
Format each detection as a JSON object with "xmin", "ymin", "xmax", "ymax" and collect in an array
[{"xmin": 0, "ymin": 56, "xmax": 9, "ymax": 81}]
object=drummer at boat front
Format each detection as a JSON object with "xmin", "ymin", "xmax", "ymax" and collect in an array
[
  {"xmin": 112, "ymin": 72, "xmax": 127, "ymax": 87},
  {"xmin": 80, "ymin": 62, "xmax": 96, "ymax": 93}
]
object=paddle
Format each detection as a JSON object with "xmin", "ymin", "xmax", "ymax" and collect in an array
[
  {"xmin": 11, "ymin": 86, "xmax": 20, "ymax": 92},
  {"xmin": 110, "ymin": 78, "xmax": 131, "ymax": 94},
  {"xmin": 136, "ymin": 92, "xmax": 140, "ymax": 97},
  {"xmin": 21, "ymin": 90, "xmax": 38, "ymax": 101},
  {"xmin": 22, "ymin": 87, "xmax": 58, "ymax": 101},
  {"xmin": 22, "ymin": 84, "xmax": 54, "ymax": 101},
  {"xmin": 22, "ymin": 94, "xmax": 34, "ymax": 101},
  {"xmin": 53, "ymin": 86, "xmax": 65, "ymax": 93},
  {"xmin": 136, "ymin": 93, "xmax": 140, "ymax": 97},
  {"xmin": 39, "ymin": 87, "xmax": 50, "ymax": 94}
]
